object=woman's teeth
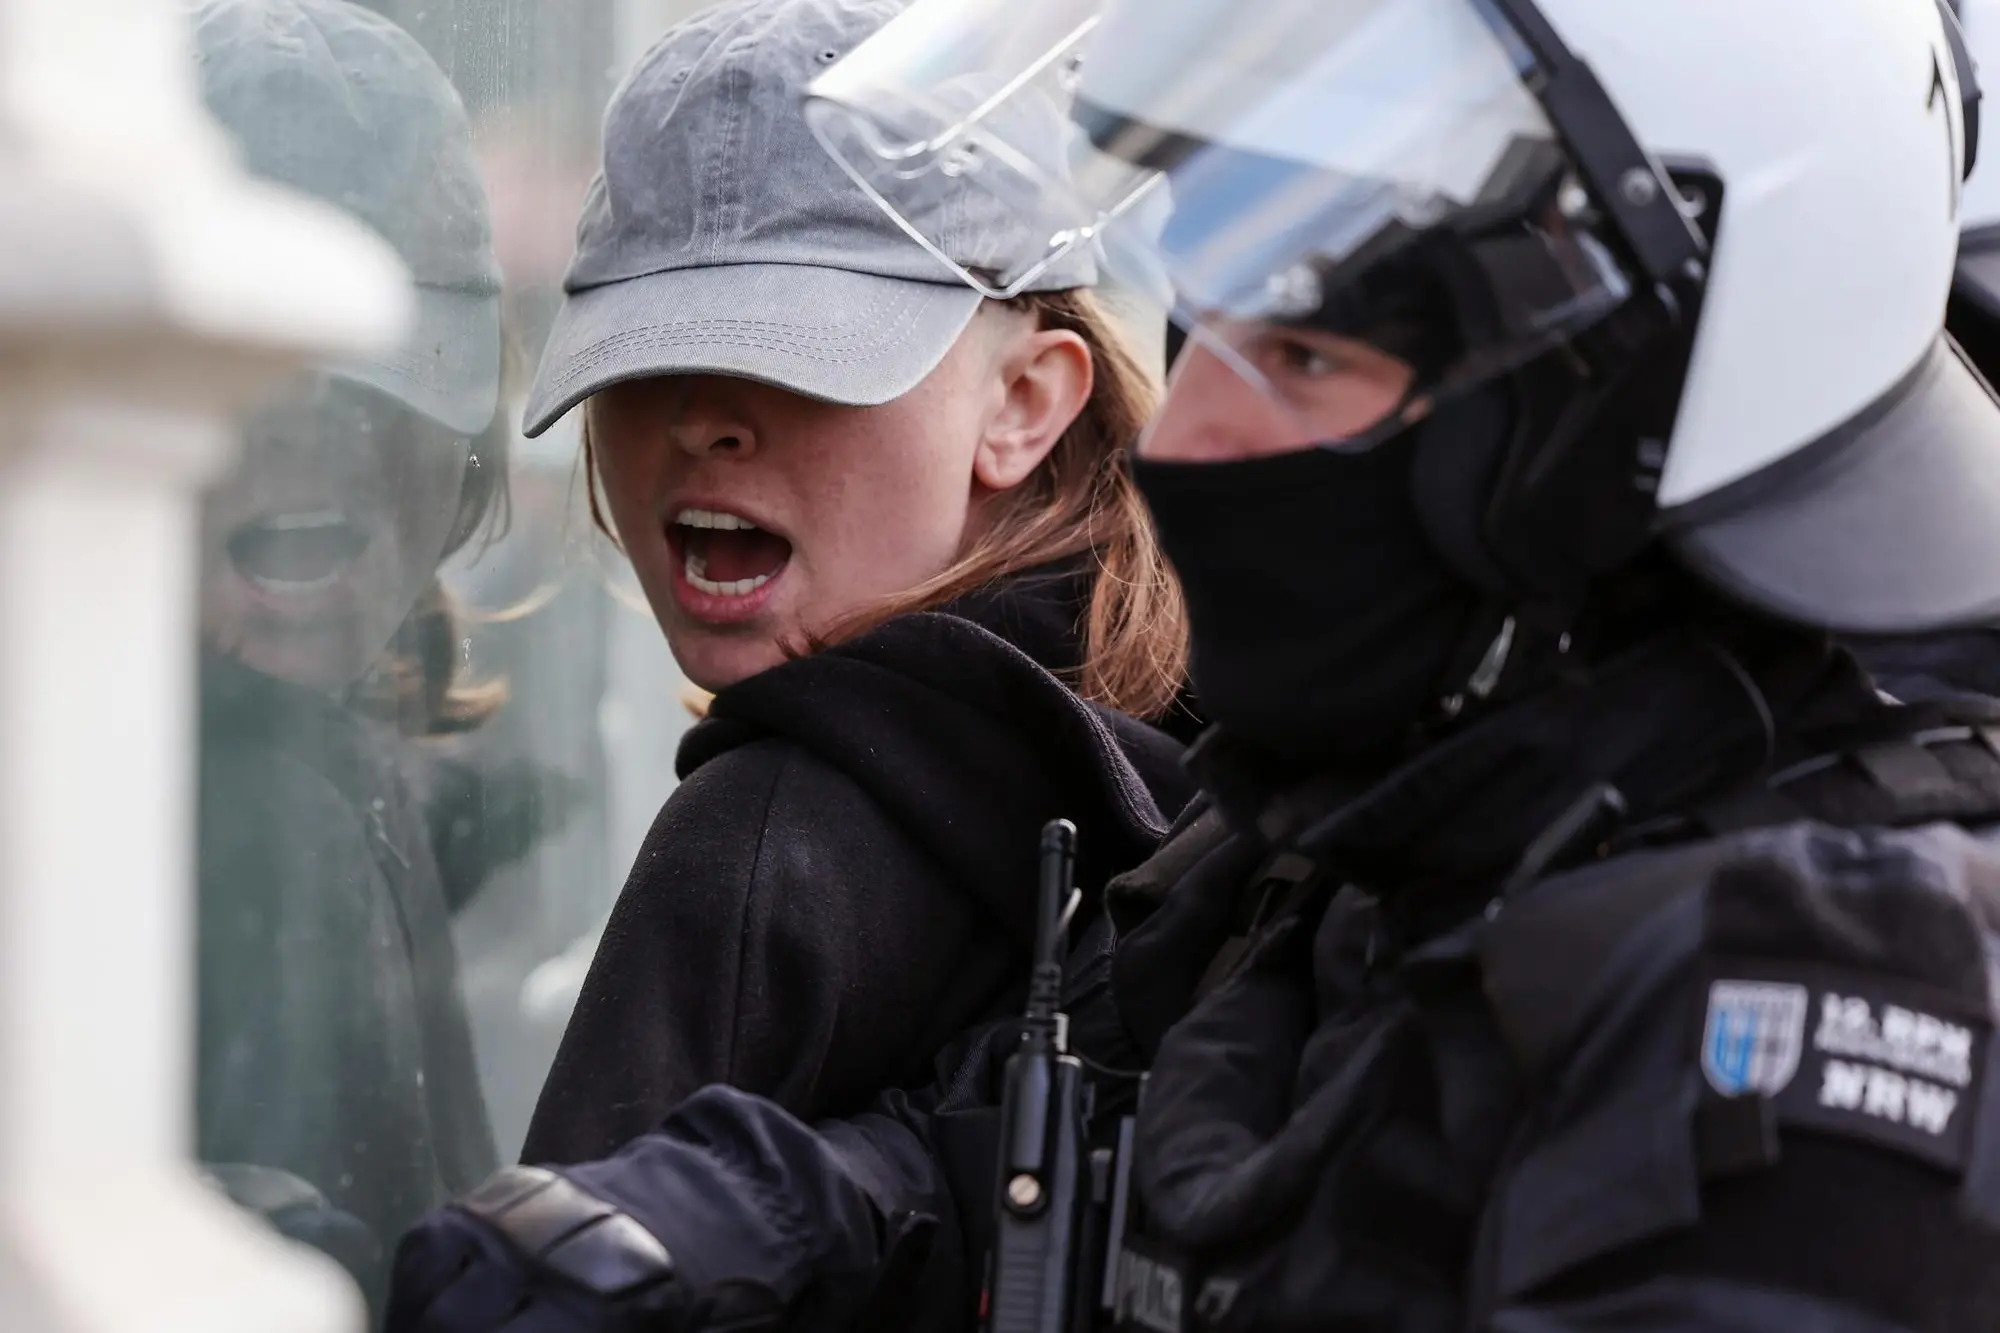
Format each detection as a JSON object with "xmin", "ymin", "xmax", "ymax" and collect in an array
[
  {"xmin": 675, "ymin": 508, "xmax": 759, "ymax": 531},
  {"xmin": 684, "ymin": 547, "xmax": 775, "ymax": 597},
  {"xmin": 672, "ymin": 507, "xmax": 787, "ymax": 598},
  {"xmin": 227, "ymin": 509, "xmax": 367, "ymax": 593}
]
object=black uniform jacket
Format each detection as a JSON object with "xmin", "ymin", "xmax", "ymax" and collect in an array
[
  {"xmin": 522, "ymin": 564, "xmax": 1196, "ymax": 1166},
  {"xmin": 1851, "ymin": 626, "xmax": 2000, "ymax": 705},
  {"xmin": 1105, "ymin": 633, "xmax": 2000, "ymax": 1332}
]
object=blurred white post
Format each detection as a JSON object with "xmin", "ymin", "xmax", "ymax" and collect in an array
[{"xmin": 0, "ymin": 1, "xmax": 411, "ymax": 1330}]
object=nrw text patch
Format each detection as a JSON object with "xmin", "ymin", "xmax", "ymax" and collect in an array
[{"xmin": 1702, "ymin": 963, "xmax": 1990, "ymax": 1172}]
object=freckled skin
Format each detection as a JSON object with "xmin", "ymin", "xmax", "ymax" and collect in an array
[{"xmin": 589, "ymin": 306, "xmax": 1089, "ymax": 690}]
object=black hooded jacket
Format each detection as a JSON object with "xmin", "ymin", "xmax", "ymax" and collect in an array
[
  {"xmin": 521, "ymin": 565, "xmax": 1196, "ymax": 1165},
  {"xmin": 197, "ymin": 655, "xmax": 499, "ymax": 1307}
]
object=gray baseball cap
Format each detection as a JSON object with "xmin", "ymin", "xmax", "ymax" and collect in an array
[
  {"xmin": 193, "ymin": 0, "xmax": 504, "ymax": 436},
  {"xmin": 521, "ymin": 0, "xmax": 1096, "ymax": 439}
]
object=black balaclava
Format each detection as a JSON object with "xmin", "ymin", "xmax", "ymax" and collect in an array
[{"xmin": 1131, "ymin": 388, "xmax": 1510, "ymax": 774}]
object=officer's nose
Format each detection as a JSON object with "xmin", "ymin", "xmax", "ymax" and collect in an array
[{"xmin": 667, "ymin": 375, "xmax": 757, "ymax": 461}]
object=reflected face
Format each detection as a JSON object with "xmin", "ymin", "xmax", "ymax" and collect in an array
[
  {"xmin": 199, "ymin": 377, "xmax": 471, "ymax": 692},
  {"xmin": 587, "ymin": 323, "xmax": 1012, "ymax": 691},
  {"xmin": 1140, "ymin": 322, "xmax": 1423, "ymax": 462}
]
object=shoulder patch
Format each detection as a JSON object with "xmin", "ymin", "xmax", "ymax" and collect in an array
[
  {"xmin": 1703, "ymin": 981, "xmax": 1809, "ymax": 1098},
  {"xmin": 1702, "ymin": 961, "xmax": 1990, "ymax": 1173}
]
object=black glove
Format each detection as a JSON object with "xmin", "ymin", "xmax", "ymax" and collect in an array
[
  {"xmin": 385, "ymin": 1166, "xmax": 784, "ymax": 1333},
  {"xmin": 203, "ymin": 1163, "xmax": 385, "ymax": 1310},
  {"xmin": 389, "ymin": 1087, "xmax": 923, "ymax": 1333}
]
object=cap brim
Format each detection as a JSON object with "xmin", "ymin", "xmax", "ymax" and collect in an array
[
  {"xmin": 1667, "ymin": 337, "xmax": 2000, "ymax": 634},
  {"xmin": 522, "ymin": 263, "xmax": 984, "ymax": 437},
  {"xmin": 330, "ymin": 284, "xmax": 502, "ymax": 438}
]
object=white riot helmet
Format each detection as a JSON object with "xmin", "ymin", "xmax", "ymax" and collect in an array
[{"xmin": 809, "ymin": 0, "xmax": 2000, "ymax": 635}]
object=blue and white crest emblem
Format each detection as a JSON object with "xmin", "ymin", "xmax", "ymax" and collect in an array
[{"xmin": 1703, "ymin": 981, "xmax": 1808, "ymax": 1097}]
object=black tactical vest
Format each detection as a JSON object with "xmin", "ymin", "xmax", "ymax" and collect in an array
[{"xmin": 1105, "ymin": 664, "xmax": 2000, "ymax": 1332}]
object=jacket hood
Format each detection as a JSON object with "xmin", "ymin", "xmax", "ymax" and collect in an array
[{"xmin": 676, "ymin": 564, "xmax": 1197, "ymax": 951}]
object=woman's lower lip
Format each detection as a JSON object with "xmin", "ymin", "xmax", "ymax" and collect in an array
[{"xmin": 669, "ymin": 554, "xmax": 788, "ymax": 625}]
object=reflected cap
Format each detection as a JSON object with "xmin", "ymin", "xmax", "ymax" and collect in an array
[{"xmin": 192, "ymin": 0, "xmax": 504, "ymax": 436}]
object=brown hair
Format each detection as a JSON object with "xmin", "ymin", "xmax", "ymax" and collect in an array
[
  {"xmin": 583, "ymin": 288, "xmax": 1188, "ymax": 720},
  {"xmin": 348, "ymin": 412, "xmax": 514, "ymax": 736}
]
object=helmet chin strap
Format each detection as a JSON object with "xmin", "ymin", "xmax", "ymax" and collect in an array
[
  {"xmin": 1437, "ymin": 611, "xmax": 1523, "ymax": 721},
  {"xmin": 1409, "ymin": 360, "xmax": 1698, "ymax": 736},
  {"xmin": 1407, "ymin": 163, "xmax": 1729, "ymax": 731},
  {"xmin": 1427, "ymin": 597, "xmax": 1577, "ymax": 731},
  {"xmin": 1404, "ymin": 357, "xmax": 1580, "ymax": 729}
]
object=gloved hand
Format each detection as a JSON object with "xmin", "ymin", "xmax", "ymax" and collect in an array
[
  {"xmin": 202, "ymin": 1163, "xmax": 384, "ymax": 1309},
  {"xmin": 384, "ymin": 1166, "xmax": 784, "ymax": 1333}
]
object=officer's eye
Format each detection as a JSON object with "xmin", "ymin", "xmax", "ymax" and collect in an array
[{"xmin": 1271, "ymin": 336, "xmax": 1344, "ymax": 380}]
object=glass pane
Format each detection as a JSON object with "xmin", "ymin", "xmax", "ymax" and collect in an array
[{"xmin": 186, "ymin": 0, "xmax": 717, "ymax": 1319}]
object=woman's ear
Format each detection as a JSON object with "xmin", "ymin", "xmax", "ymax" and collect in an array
[{"xmin": 972, "ymin": 323, "xmax": 1094, "ymax": 493}]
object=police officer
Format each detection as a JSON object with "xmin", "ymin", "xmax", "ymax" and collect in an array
[
  {"xmin": 800, "ymin": 0, "xmax": 2000, "ymax": 1320},
  {"xmin": 816, "ymin": 0, "xmax": 2000, "ymax": 1328},
  {"xmin": 389, "ymin": 0, "xmax": 2000, "ymax": 1328}
]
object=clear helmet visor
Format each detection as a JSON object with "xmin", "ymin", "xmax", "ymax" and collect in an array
[
  {"xmin": 803, "ymin": 0, "xmax": 1141, "ymax": 297},
  {"xmin": 808, "ymin": 0, "xmax": 1638, "ymax": 447}
]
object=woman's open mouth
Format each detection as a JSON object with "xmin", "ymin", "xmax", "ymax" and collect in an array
[
  {"xmin": 666, "ymin": 507, "xmax": 793, "ymax": 622},
  {"xmin": 226, "ymin": 510, "xmax": 370, "ymax": 598}
]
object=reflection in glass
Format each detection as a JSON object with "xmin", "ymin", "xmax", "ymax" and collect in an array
[
  {"xmin": 358, "ymin": 0, "xmax": 706, "ymax": 1170},
  {"xmin": 189, "ymin": 0, "xmax": 509, "ymax": 1310},
  {"xmin": 187, "ymin": 0, "xmax": 723, "ymax": 1319}
]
